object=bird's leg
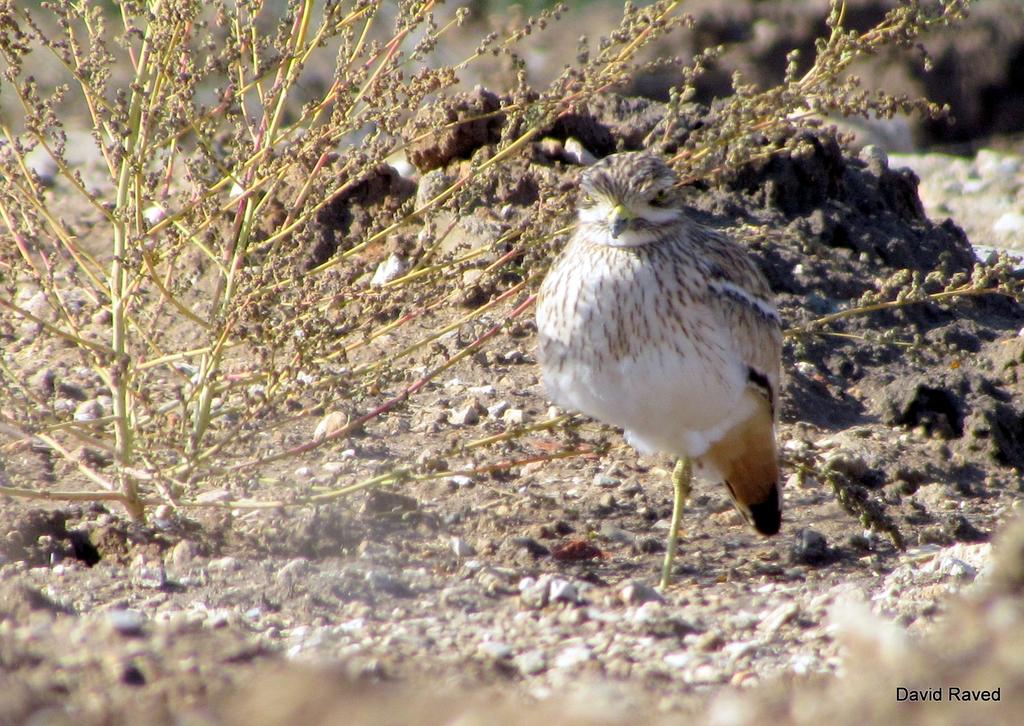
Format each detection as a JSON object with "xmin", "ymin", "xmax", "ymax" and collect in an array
[{"xmin": 660, "ymin": 457, "xmax": 692, "ymax": 589}]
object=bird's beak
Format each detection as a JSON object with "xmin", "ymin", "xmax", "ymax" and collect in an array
[{"xmin": 608, "ymin": 203, "xmax": 634, "ymax": 239}]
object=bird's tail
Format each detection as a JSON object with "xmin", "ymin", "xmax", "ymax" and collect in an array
[{"xmin": 704, "ymin": 392, "xmax": 782, "ymax": 535}]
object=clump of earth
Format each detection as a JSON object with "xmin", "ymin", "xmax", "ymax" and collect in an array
[{"xmin": 2, "ymin": 86, "xmax": 1024, "ymax": 725}]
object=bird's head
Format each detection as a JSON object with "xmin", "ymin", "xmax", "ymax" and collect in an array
[{"xmin": 577, "ymin": 152, "xmax": 684, "ymax": 247}]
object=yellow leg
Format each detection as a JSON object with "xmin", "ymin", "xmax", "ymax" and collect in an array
[{"xmin": 660, "ymin": 457, "xmax": 692, "ymax": 590}]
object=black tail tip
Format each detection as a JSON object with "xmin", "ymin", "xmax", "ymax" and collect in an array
[{"xmin": 749, "ymin": 486, "xmax": 781, "ymax": 536}]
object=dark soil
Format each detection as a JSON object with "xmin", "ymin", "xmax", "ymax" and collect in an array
[{"xmin": 631, "ymin": 0, "xmax": 1024, "ymax": 150}]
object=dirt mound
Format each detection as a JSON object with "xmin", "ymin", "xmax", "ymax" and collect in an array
[{"xmin": 631, "ymin": 0, "xmax": 1024, "ymax": 149}]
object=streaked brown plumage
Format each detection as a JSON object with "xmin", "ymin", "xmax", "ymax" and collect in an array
[{"xmin": 535, "ymin": 152, "xmax": 782, "ymax": 586}]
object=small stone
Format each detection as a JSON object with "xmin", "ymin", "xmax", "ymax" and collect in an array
[
  {"xmin": 962, "ymin": 178, "xmax": 987, "ymax": 194},
  {"xmin": 690, "ymin": 663, "xmax": 726, "ymax": 684},
  {"xmin": 554, "ymin": 645, "xmax": 592, "ymax": 669},
  {"xmin": 415, "ymin": 450, "xmax": 447, "ymax": 470},
  {"xmin": 760, "ymin": 601, "xmax": 799, "ymax": 633},
  {"xmin": 939, "ymin": 556, "xmax": 977, "ymax": 580},
  {"xmin": 152, "ymin": 505, "xmax": 174, "ymax": 530},
  {"xmin": 635, "ymin": 536, "xmax": 664, "ymax": 554},
  {"xmin": 519, "ymin": 577, "xmax": 548, "ymax": 608},
  {"xmin": 143, "ymin": 204, "xmax": 166, "ymax": 225},
  {"xmin": 477, "ymin": 641, "xmax": 513, "ymax": 660},
  {"xmin": 695, "ymin": 631, "xmax": 725, "ymax": 652},
  {"xmin": 599, "ymin": 523, "xmax": 634, "ymax": 546},
  {"xmin": 171, "ymin": 540, "xmax": 198, "ymax": 569},
  {"xmin": 563, "ymin": 137, "xmax": 598, "ymax": 166},
  {"xmin": 537, "ymin": 137, "xmax": 565, "ymax": 159},
  {"xmin": 450, "ymin": 537, "xmax": 477, "ymax": 558},
  {"xmin": 629, "ymin": 600, "xmax": 663, "ymax": 623},
  {"xmin": 729, "ymin": 614, "xmax": 761, "ymax": 630},
  {"xmin": 502, "ymin": 408, "xmax": 525, "ymax": 425},
  {"xmin": 462, "ymin": 268, "xmax": 486, "ymax": 289},
  {"xmin": 29, "ymin": 368, "xmax": 57, "ymax": 396},
  {"xmin": 558, "ymin": 607, "xmax": 586, "ymax": 626},
  {"xmin": 415, "ymin": 169, "xmax": 453, "ymax": 208},
  {"xmin": 449, "ymin": 475, "xmax": 474, "ymax": 488},
  {"xmin": 73, "ymin": 399, "xmax": 103, "ymax": 422},
  {"xmin": 448, "ymin": 404, "xmax": 480, "ymax": 426},
  {"xmin": 106, "ymin": 609, "xmax": 146, "ymax": 635},
  {"xmin": 132, "ymin": 557, "xmax": 167, "ymax": 588},
  {"xmin": 487, "ymin": 400, "xmax": 510, "ymax": 418},
  {"xmin": 195, "ymin": 489, "xmax": 232, "ymax": 504},
  {"xmin": 338, "ymin": 618, "xmax": 365, "ymax": 633},
  {"xmin": 859, "ymin": 144, "xmax": 889, "ymax": 173},
  {"xmin": 208, "ymin": 556, "xmax": 239, "ymax": 572},
  {"xmin": 619, "ymin": 580, "xmax": 664, "ymax": 606},
  {"xmin": 791, "ymin": 528, "xmax": 830, "ymax": 565},
  {"xmin": 313, "ymin": 410, "xmax": 350, "ymax": 441},
  {"xmin": 663, "ymin": 651, "xmax": 693, "ymax": 669},
  {"xmin": 789, "ymin": 653, "xmax": 818, "ymax": 676},
  {"xmin": 550, "ymin": 539, "xmax": 602, "ymax": 561},
  {"xmin": 993, "ymin": 212, "xmax": 1024, "ymax": 241},
  {"xmin": 510, "ymin": 537, "xmax": 549, "ymax": 558},
  {"xmin": 823, "ymin": 451, "xmax": 868, "ymax": 481},
  {"xmin": 731, "ymin": 670, "xmax": 759, "ymax": 688},
  {"xmin": 548, "ymin": 578, "xmax": 578, "ymax": 603},
  {"xmin": 370, "ymin": 253, "xmax": 407, "ymax": 286},
  {"xmin": 514, "ymin": 649, "xmax": 547, "ymax": 675},
  {"xmin": 723, "ymin": 640, "xmax": 759, "ymax": 660},
  {"xmin": 276, "ymin": 557, "xmax": 311, "ymax": 584},
  {"xmin": 618, "ymin": 480, "xmax": 643, "ymax": 496},
  {"xmin": 974, "ymin": 149, "xmax": 1021, "ymax": 180},
  {"xmin": 795, "ymin": 361, "xmax": 817, "ymax": 378}
]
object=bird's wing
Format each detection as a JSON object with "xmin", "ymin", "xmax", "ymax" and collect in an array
[{"xmin": 698, "ymin": 231, "xmax": 782, "ymax": 415}]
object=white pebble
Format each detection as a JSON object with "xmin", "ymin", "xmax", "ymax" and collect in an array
[
  {"xmin": 554, "ymin": 645, "xmax": 592, "ymax": 669},
  {"xmin": 370, "ymin": 253, "xmax": 407, "ymax": 287},
  {"xmin": 993, "ymin": 212, "xmax": 1024, "ymax": 240},
  {"xmin": 502, "ymin": 408, "xmax": 525, "ymax": 425}
]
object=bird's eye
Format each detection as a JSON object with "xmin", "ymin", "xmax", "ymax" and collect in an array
[
  {"xmin": 581, "ymin": 193, "xmax": 596, "ymax": 207},
  {"xmin": 650, "ymin": 190, "xmax": 670, "ymax": 207}
]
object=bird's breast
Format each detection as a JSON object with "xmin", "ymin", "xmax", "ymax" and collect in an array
[{"xmin": 538, "ymin": 241, "xmax": 709, "ymax": 364}]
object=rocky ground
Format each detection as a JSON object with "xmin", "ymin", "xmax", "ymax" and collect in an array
[{"xmin": 3, "ymin": 40, "xmax": 1024, "ymax": 726}]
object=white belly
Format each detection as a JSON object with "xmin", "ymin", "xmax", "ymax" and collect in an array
[{"xmin": 540, "ymin": 322, "xmax": 749, "ymax": 459}]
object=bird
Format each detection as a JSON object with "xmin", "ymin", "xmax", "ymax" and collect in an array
[{"xmin": 535, "ymin": 151, "xmax": 782, "ymax": 588}]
